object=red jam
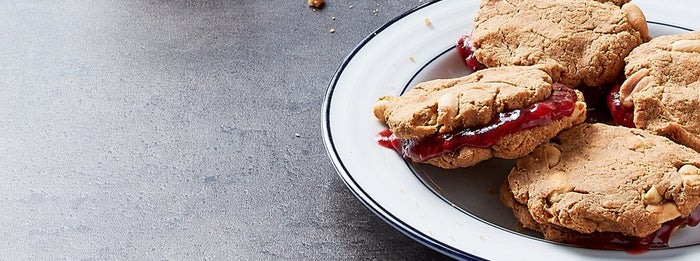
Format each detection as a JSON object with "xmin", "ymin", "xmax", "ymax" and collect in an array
[
  {"xmin": 376, "ymin": 84, "xmax": 578, "ymax": 162},
  {"xmin": 606, "ymin": 83, "xmax": 635, "ymax": 128},
  {"xmin": 566, "ymin": 204, "xmax": 700, "ymax": 252},
  {"xmin": 579, "ymin": 84, "xmax": 613, "ymax": 124},
  {"xmin": 456, "ymin": 34, "xmax": 486, "ymax": 72}
]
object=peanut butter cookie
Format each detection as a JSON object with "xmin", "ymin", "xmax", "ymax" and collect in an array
[
  {"xmin": 373, "ymin": 66, "xmax": 586, "ymax": 169},
  {"xmin": 471, "ymin": 0, "xmax": 650, "ymax": 87},
  {"xmin": 615, "ymin": 32, "xmax": 700, "ymax": 152},
  {"xmin": 502, "ymin": 123, "xmax": 700, "ymax": 248}
]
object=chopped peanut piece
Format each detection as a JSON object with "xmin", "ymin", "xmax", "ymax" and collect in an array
[
  {"xmin": 543, "ymin": 145, "xmax": 561, "ymax": 168},
  {"xmin": 436, "ymin": 93, "xmax": 459, "ymax": 132},
  {"xmin": 621, "ymin": 3, "xmax": 650, "ymax": 41},
  {"xmin": 619, "ymin": 68, "xmax": 650, "ymax": 108},
  {"xmin": 678, "ymin": 164, "xmax": 700, "ymax": 175},
  {"xmin": 656, "ymin": 202, "xmax": 681, "ymax": 224},
  {"xmin": 643, "ymin": 185, "xmax": 663, "ymax": 205},
  {"xmin": 671, "ymin": 40, "xmax": 700, "ymax": 53},
  {"xmin": 547, "ymin": 190, "xmax": 565, "ymax": 204},
  {"xmin": 678, "ymin": 164, "xmax": 700, "ymax": 186}
]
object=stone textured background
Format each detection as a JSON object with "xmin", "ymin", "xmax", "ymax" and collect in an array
[{"xmin": 0, "ymin": 0, "xmax": 453, "ymax": 259}]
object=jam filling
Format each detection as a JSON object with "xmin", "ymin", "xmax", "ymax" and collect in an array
[
  {"xmin": 579, "ymin": 84, "xmax": 614, "ymax": 124},
  {"xmin": 606, "ymin": 83, "xmax": 635, "ymax": 128},
  {"xmin": 566, "ymin": 204, "xmax": 700, "ymax": 251},
  {"xmin": 456, "ymin": 34, "xmax": 486, "ymax": 72},
  {"xmin": 376, "ymin": 85, "xmax": 578, "ymax": 162}
]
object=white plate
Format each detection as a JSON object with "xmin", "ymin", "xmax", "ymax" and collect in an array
[{"xmin": 322, "ymin": 0, "xmax": 700, "ymax": 260}]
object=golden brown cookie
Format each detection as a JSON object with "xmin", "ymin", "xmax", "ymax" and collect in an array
[
  {"xmin": 374, "ymin": 66, "xmax": 554, "ymax": 140},
  {"xmin": 373, "ymin": 66, "xmax": 586, "ymax": 168},
  {"xmin": 502, "ymin": 123, "xmax": 700, "ymax": 247},
  {"xmin": 471, "ymin": 0, "xmax": 649, "ymax": 87},
  {"xmin": 617, "ymin": 32, "xmax": 700, "ymax": 152}
]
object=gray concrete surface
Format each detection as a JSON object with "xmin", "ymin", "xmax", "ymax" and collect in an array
[{"xmin": 0, "ymin": 0, "xmax": 453, "ymax": 259}]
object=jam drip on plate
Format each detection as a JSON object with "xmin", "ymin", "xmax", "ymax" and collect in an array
[
  {"xmin": 376, "ymin": 84, "xmax": 578, "ymax": 162},
  {"xmin": 456, "ymin": 35, "xmax": 486, "ymax": 72},
  {"xmin": 566, "ymin": 204, "xmax": 700, "ymax": 252},
  {"xmin": 606, "ymin": 83, "xmax": 635, "ymax": 128}
]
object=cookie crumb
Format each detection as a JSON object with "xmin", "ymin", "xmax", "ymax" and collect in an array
[
  {"xmin": 329, "ymin": 28, "xmax": 336, "ymax": 33},
  {"xmin": 308, "ymin": 0, "xmax": 324, "ymax": 8},
  {"xmin": 424, "ymin": 17, "xmax": 432, "ymax": 26},
  {"xmin": 331, "ymin": 16, "xmax": 336, "ymax": 20},
  {"xmin": 408, "ymin": 56, "xmax": 415, "ymax": 62},
  {"xmin": 294, "ymin": 133, "xmax": 302, "ymax": 138}
]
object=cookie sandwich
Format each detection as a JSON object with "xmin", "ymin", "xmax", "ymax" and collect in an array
[
  {"xmin": 464, "ymin": 0, "xmax": 650, "ymax": 87},
  {"xmin": 501, "ymin": 123, "xmax": 700, "ymax": 249},
  {"xmin": 373, "ymin": 66, "xmax": 586, "ymax": 169},
  {"xmin": 610, "ymin": 31, "xmax": 700, "ymax": 152}
]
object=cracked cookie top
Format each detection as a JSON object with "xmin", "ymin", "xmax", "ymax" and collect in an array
[
  {"xmin": 472, "ymin": 0, "xmax": 649, "ymax": 87},
  {"xmin": 624, "ymin": 32, "xmax": 700, "ymax": 88},
  {"xmin": 506, "ymin": 123, "xmax": 700, "ymax": 237},
  {"xmin": 373, "ymin": 66, "xmax": 553, "ymax": 140}
]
